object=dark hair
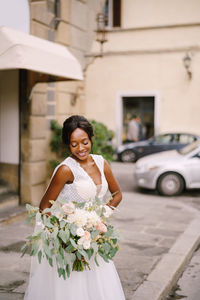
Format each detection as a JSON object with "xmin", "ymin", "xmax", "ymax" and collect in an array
[{"xmin": 62, "ymin": 115, "xmax": 94, "ymax": 147}]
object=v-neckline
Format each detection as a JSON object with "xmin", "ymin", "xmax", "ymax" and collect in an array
[{"xmin": 69, "ymin": 154, "xmax": 102, "ymax": 188}]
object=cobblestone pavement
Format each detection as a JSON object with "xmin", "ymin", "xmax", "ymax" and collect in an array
[{"xmin": 0, "ymin": 162, "xmax": 199, "ymax": 300}]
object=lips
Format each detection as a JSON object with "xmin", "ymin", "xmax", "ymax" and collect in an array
[{"xmin": 77, "ymin": 151, "xmax": 87, "ymax": 157}]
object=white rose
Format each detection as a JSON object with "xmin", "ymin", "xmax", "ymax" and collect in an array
[
  {"xmin": 77, "ymin": 236, "xmax": 84, "ymax": 246},
  {"xmin": 103, "ymin": 205, "xmax": 113, "ymax": 218},
  {"xmin": 83, "ymin": 240, "xmax": 91, "ymax": 250},
  {"xmin": 62, "ymin": 202, "xmax": 75, "ymax": 215},
  {"xmin": 87, "ymin": 211, "xmax": 101, "ymax": 226},
  {"xmin": 76, "ymin": 227, "xmax": 85, "ymax": 237},
  {"xmin": 67, "ymin": 209, "xmax": 87, "ymax": 227}
]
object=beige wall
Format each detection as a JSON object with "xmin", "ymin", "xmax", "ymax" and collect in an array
[
  {"xmin": 122, "ymin": 0, "xmax": 200, "ymax": 28},
  {"xmin": 85, "ymin": 0, "xmax": 200, "ymax": 145}
]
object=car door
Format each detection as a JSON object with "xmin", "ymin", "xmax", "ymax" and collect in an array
[{"xmin": 185, "ymin": 152, "xmax": 200, "ymax": 188}]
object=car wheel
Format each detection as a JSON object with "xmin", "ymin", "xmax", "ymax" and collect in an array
[
  {"xmin": 120, "ymin": 150, "xmax": 137, "ymax": 162},
  {"xmin": 157, "ymin": 172, "xmax": 184, "ymax": 196}
]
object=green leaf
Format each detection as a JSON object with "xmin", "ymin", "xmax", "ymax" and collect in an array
[
  {"xmin": 52, "ymin": 237, "xmax": 60, "ymax": 250},
  {"xmin": 91, "ymin": 230, "xmax": 100, "ymax": 239},
  {"xmin": 69, "ymin": 238, "xmax": 77, "ymax": 249},
  {"xmin": 102, "ymin": 242, "xmax": 111, "ymax": 254},
  {"xmin": 98, "ymin": 251, "xmax": 109, "ymax": 263},
  {"xmin": 70, "ymin": 253, "xmax": 76, "ymax": 264},
  {"xmin": 48, "ymin": 257, "xmax": 53, "ymax": 267},
  {"xmin": 91, "ymin": 242, "xmax": 98, "ymax": 253},
  {"xmin": 52, "ymin": 227, "xmax": 59, "ymax": 239},
  {"xmin": 56, "ymin": 253, "xmax": 64, "ymax": 267},
  {"xmin": 20, "ymin": 245, "xmax": 29, "ymax": 257},
  {"xmin": 94, "ymin": 255, "xmax": 99, "ymax": 267},
  {"xmin": 77, "ymin": 251, "xmax": 82, "ymax": 260},
  {"xmin": 44, "ymin": 244, "xmax": 52, "ymax": 258},
  {"xmin": 65, "ymin": 244, "xmax": 74, "ymax": 253},
  {"xmin": 38, "ymin": 250, "xmax": 42, "ymax": 263},
  {"xmin": 58, "ymin": 229, "xmax": 69, "ymax": 244},
  {"xmin": 66, "ymin": 264, "xmax": 70, "ymax": 278},
  {"xmin": 30, "ymin": 242, "xmax": 39, "ymax": 256},
  {"xmin": 70, "ymin": 224, "xmax": 78, "ymax": 236},
  {"xmin": 86, "ymin": 248, "xmax": 94, "ymax": 260}
]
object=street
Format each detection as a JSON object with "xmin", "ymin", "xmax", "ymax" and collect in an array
[{"xmin": 0, "ymin": 162, "xmax": 200, "ymax": 300}]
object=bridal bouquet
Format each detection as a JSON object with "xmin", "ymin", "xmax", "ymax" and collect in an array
[{"xmin": 21, "ymin": 197, "xmax": 120, "ymax": 279}]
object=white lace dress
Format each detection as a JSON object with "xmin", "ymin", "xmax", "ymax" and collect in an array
[{"xmin": 24, "ymin": 154, "xmax": 125, "ymax": 300}]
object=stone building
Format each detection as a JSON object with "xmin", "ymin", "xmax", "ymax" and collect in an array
[
  {"xmin": 85, "ymin": 0, "xmax": 200, "ymax": 146},
  {"xmin": 0, "ymin": 0, "xmax": 104, "ymax": 205}
]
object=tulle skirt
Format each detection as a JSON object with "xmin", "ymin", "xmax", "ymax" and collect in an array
[{"xmin": 24, "ymin": 255, "xmax": 125, "ymax": 300}]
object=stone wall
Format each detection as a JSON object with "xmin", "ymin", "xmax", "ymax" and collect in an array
[{"xmin": 20, "ymin": 0, "xmax": 103, "ymax": 204}]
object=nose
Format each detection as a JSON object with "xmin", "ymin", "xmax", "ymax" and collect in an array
[{"xmin": 78, "ymin": 143, "xmax": 84, "ymax": 151}]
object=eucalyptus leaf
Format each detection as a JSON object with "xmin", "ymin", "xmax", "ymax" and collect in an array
[
  {"xmin": 66, "ymin": 264, "xmax": 70, "ymax": 277},
  {"xmin": 70, "ymin": 253, "xmax": 76, "ymax": 264},
  {"xmin": 38, "ymin": 250, "xmax": 42, "ymax": 263},
  {"xmin": 91, "ymin": 242, "xmax": 98, "ymax": 253},
  {"xmin": 69, "ymin": 238, "xmax": 77, "ymax": 249}
]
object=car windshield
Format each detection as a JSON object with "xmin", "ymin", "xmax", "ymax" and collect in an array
[{"xmin": 178, "ymin": 140, "xmax": 200, "ymax": 155}]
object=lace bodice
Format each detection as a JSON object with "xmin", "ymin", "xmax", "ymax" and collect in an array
[{"xmin": 51, "ymin": 154, "xmax": 108, "ymax": 203}]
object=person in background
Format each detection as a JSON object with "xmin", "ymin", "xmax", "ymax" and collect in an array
[{"xmin": 127, "ymin": 114, "xmax": 140, "ymax": 142}]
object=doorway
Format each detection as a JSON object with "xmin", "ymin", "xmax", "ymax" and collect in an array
[{"xmin": 122, "ymin": 96, "xmax": 155, "ymax": 143}]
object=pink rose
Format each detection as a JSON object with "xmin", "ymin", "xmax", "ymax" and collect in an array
[
  {"xmin": 84, "ymin": 231, "xmax": 91, "ymax": 240},
  {"xmin": 96, "ymin": 222, "xmax": 107, "ymax": 233}
]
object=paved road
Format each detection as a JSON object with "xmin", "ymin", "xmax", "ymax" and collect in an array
[{"xmin": 166, "ymin": 247, "xmax": 200, "ymax": 300}]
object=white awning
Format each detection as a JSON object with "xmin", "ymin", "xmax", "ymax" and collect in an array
[{"xmin": 0, "ymin": 26, "xmax": 83, "ymax": 81}]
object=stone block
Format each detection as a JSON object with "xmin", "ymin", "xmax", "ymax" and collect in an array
[
  {"xmin": 56, "ymin": 93, "xmax": 71, "ymax": 114},
  {"xmin": 31, "ymin": 2, "xmax": 54, "ymax": 26},
  {"xmin": 60, "ymin": 0, "xmax": 70, "ymax": 22},
  {"xmin": 22, "ymin": 162, "xmax": 46, "ymax": 185},
  {"xmin": 30, "ymin": 183, "xmax": 46, "ymax": 206},
  {"xmin": 31, "ymin": 93, "xmax": 46, "ymax": 115},
  {"xmin": 56, "ymin": 22, "xmax": 70, "ymax": 45},
  {"xmin": 56, "ymin": 81, "xmax": 79, "ymax": 93},
  {"xmin": 31, "ymin": 20, "xmax": 48, "ymax": 39},
  {"xmin": 29, "ymin": 116, "xmax": 46, "ymax": 139},
  {"xmin": 70, "ymin": 26, "xmax": 87, "ymax": 51},
  {"xmin": 29, "ymin": 139, "xmax": 47, "ymax": 162},
  {"xmin": 71, "ymin": 0, "xmax": 87, "ymax": 30},
  {"xmin": 34, "ymin": 83, "xmax": 47, "ymax": 93}
]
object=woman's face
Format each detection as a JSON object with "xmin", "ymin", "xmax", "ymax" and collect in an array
[{"xmin": 69, "ymin": 128, "xmax": 92, "ymax": 161}]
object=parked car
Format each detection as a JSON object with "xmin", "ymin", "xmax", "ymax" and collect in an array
[
  {"xmin": 135, "ymin": 140, "xmax": 200, "ymax": 196},
  {"xmin": 117, "ymin": 133, "xmax": 199, "ymax": 162}
]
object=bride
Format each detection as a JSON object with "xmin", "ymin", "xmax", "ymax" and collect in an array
[{"xmin": 24, "ymin": 115, "xmax": 125, "ymax": 300}]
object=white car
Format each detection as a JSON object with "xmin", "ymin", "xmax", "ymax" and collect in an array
[{"xmin": 135, "ymin": 141, "xmax": 200, "ymax": 196}]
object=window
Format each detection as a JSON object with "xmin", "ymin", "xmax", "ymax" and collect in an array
[
  {"xmin": 104, "ymin": 0, "xmax": 121, "ymax": 28},
  {"xmin": 179, "ymin": 134, "xmax": 196, "ymax": 144},
  {"xmin": 153, "ymin": 134, "xmax": 173, "ymax": 144}
]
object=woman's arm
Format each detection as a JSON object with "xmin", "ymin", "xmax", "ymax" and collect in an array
[
  {"xmin": 104, "ymin": 160, "xmax": 122, "ymax": 208},
  {"xmin": 39, "ymin": 165, "xmax": 74, "ymax": 211}
]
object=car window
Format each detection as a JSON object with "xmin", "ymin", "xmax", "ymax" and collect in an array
[
  {"xmin": 179, "ymin": 140, "xmax": 200, "ymax": 155},
  {"xmin": 153, "ymin": 134, "xmax": 173, "ymax": 144},
  {"xmin": 179, "ymin": 134, "xmax": 196, "ymax": 144}
]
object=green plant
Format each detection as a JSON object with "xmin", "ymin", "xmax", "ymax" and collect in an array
[{"xmin": 49, "ymin": 119, "xmax": 114, "ymax": 168}]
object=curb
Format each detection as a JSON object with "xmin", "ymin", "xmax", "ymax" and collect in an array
[{"xmin": 132, "ymin": 218, "xmax": 200, "ymax": 300}]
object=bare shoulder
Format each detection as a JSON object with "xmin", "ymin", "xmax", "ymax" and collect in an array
[
  {"xmin": 53, "ymin": 164, "xmax": 74, "ymax": 182},
  {"xmin": 104, "ymin": 159, "xmax": 112, "ymax": 173}
]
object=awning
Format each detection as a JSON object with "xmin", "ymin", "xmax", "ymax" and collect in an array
[{"xmin": 0, "ymin": 26, "xmax": 83, "ymax": 81}]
